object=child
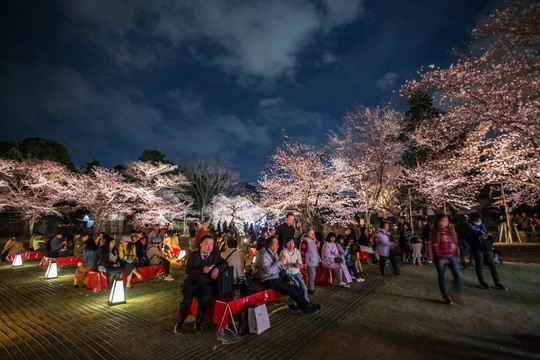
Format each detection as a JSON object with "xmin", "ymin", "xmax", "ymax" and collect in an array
[{"xmin": 412, "ymin": 239, "xmax": 423, "ymax": 266}]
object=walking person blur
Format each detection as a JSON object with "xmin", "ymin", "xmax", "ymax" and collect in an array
[
  {"xmin": 375, "ymin": 222, "xmax": 400, "ymax": 275},
  {"xmin": 431, "ymin": 215, "xmax": 464, "ymax": 305},
  {"xmin": 398, "ymin": 216, "xmax": 412, "ymax": 263},
  {"xmin": 466, "ymin": 213, "xmax": 507, "ymax": 290},
  {"xmin": 421, "ymin": 217, "xmax": 433, "ymax": 264}
]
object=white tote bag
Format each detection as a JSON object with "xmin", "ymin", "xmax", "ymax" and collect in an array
[{"xmin": 248, "ymin": 300, "xmax": 271, "ymax": 335}]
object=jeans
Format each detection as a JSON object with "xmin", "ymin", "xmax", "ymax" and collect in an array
[
  {"xmin": 289, "ymin": 273, "xmax": 309, "ymax": 307},
  {"xmin": 263, "ymin": 278, "xmax": 310, "ymax": 311},
  {"xmin": 472, "ymin": 250, "xmax": 501, "ymax": 286},
  {"xmin": 458, "ymin": 241, "xmax": 474, "ymax": 267},
  {"xmin": 346, "ymin": 260, "xmax": 359, "ymax": 278},
  {"xmin": 435, "ymin": 256, "xmax": 462, "ymax": 298},
  {"xmin": 306, "ymin": 266, "xmax": 316, "ymax": 291}
]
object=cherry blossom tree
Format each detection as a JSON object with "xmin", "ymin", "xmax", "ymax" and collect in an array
[
  {"xmin": 0, "ymin": 159, "xmax": 75, "ymax": 234},
  {"xmin": 69, "ymin": 167, "xmax": 138, "ymax": 232},
  {"xmin": 401, "ymin": 2, "xmax": 540, "ymax": 238},
  {"xmin": 209, "ymin": 194, "xmax": 264, "ymax": 232},
  {"xmin": 126, "ymin": 161, "xmax": 191, "ymax": 228},
  {"xmin": 258, "ymin": 136, "xmax": 348, "ymax": 231},
  {"xmin": 330, "ymin": 106, "xmax": 404, "ymax": 225}
]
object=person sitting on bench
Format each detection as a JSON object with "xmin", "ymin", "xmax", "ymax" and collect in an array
[
  {"xmin": 255, "ymin": 236, "xmax": 321, "ymax": 314},
  {"xmin": 174, "ymin": 235, "xmax": 228, "ymax": 335}
]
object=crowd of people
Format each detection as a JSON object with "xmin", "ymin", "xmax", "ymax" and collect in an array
[{"xmin": 0, "ymin": 210, "xmax": 514, "ymax": 335}]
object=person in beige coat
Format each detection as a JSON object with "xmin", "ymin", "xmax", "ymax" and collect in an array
[
  {"xmin": 221, "ymin": 239, "xmax": 245, "ymax": 283},
  {"xmin": 1, "ymin": 235, "xmax": 25, "ymax": 261}
]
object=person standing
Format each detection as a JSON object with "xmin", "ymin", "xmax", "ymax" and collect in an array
[
  {"xmin": 300, "ymin": 229, "xmax": 321, "ymax": 294},
  {"xmin": 455, "ymin": 215, "xmax": 474, "ymax": 269},
  {"xmin": 375, "ymin": 222, "xmax": 400, "ymax": 276},
  {"xmin": 276, "ymin": 213, "xmax": 295, "ymax": 252},
  {"xmin": 397, "ymin": 216, "xmax": 412, "ymax": 263},
  {"xmin": 194, "ymin": 222, "xmax": 209, "ymax": 250},
  {"xmin": 466, "ymin": 213, "xmax": 507, "ymax": 290},
  {"xmin": 148, "ymin": 224, "xmax": 165, "ymax": 247},
  {"xmin": 431, "ymin": 215, "xmax": 464, "ymax": 305},
  {"xmin": 174, "ymin": 235, "xmax": 229, "ymax": 335}
]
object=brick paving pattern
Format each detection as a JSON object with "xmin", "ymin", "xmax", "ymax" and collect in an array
[{"xmin": 0, "ymin": 262, "xmax": 389, "ymax": 360}]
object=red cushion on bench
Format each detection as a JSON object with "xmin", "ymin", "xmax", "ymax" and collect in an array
[
  {"xmin": 300, "ymin": 267, "xmax": 333, "ymax": 286},
  {"xmin": 131, "ymin": 265, "xmax": 165, "ymax": 282},
  {"xmin": 7, "ymin": 251, "xmax": 44, "ymax": 262},
  {"xmin": 40, "ymin": 256, "xmax": 82, "ymax": 267}
]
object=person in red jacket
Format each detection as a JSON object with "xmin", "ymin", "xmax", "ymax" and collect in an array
[{"xmin": 431, "ymin": 214, "xmax": 464, "ymax": 305}]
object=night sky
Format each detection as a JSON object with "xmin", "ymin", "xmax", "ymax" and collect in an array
[{"xmin": 0, "ymin": 0, "xmax": 503, "ymax": 181}]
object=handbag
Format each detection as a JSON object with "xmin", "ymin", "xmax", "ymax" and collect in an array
[
  {"xmin": 334, "ymin": 256, "xmax": 343, "ymax": 263},
  {"xmin": 248, "ymin": 299, "xmax": 270, "ymax": 335}
]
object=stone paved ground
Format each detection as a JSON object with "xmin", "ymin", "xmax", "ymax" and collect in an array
[
  {"xmin": 0, "ymin": 258, "xmax": 387, "ymax": 360},
  {"xmin": 1, "ymin": 258, "xmax": 539, "ymax": 360}
]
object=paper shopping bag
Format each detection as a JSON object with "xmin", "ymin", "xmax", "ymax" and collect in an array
[{"xmin": 248, "ymin": 301, "xmax": 270, "ymax": 335}]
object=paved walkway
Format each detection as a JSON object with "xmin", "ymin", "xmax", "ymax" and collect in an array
[{"xmin": 0, "ymin": 260, "xmax": 388, "ymax": 360}]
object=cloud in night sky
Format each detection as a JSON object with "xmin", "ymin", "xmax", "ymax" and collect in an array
[{"xmin": 0, "ymin": 0, "xmax": 503, "ymax": 181}]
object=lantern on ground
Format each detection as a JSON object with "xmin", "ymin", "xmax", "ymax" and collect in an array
[
  {"xmin": 108, "ymin": 278, "xmax": 126, "ymax": 306},
  {"xmin": 11, "ymin": 254, "xmax": 23, "ymax": 267},
  {"xmin": 45, "ymin": 261, "xmax": 58, "ymax": 279},
  {"xmin": 177, "ymin": 250, "xmax": 186, "ymax": 261}
]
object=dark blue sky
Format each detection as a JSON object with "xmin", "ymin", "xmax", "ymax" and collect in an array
[{"xmin": 0, "ymin": 0, "xmax": 503, "ymax": 181}]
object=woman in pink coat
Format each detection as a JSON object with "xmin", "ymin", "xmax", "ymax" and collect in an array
[{"xmin": 321, "ymin": 232, "xmax": 352, "ymax": 287}]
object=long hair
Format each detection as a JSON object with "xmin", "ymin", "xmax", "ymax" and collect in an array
[{"xmin": 431, "ymin": 214, "xmax": 458, "ymax": 245}]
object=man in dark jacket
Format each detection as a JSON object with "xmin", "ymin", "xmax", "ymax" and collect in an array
[
  {"xmin": 276, "ymin": 212, "xmax": 295, "ymax": 251},
  {"xmin": 174, "ymin": 235, "xmax": 228, "ymax": 335},
  {"xmin": 466, "ymin": 213, "xmax": 506, "ymax": 290}
]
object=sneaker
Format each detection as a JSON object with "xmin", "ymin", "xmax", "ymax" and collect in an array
[
  {"xmin": 480, "ymin": 282, "xmax": 490, "ymax": 289},
  {"xmin": 194, "ymin": 323, "xmax": 203, "ymax": 334},
  {"xmin": 449, "ymin": 293, "xmax": 466, "ymax": 306},
  {"xmin": 494, "ymin": 284, "xmax": 508, "ymax": 290},
  {"xmin": 356, "ymin": 277, "xmax": 365, "ymax": 282},
  {"xmin": 340, "ymin": 283, "xmax": 350, "ymax": 288},
  {"xmin": 443, "ymin": 297, "xmax": 452, "ymax": 305},
  {"xmin": 303, "ymin": 306, "xmax": 317, "ymax": 314},
  {"xmin": 164, "ymin": 275, "xmax": 174, "ymax": 281},
  {"xmin": 309, "ymin": 303, "xmax": 322, "ymax": 310},
  {"xmin": 173, "ymin": 322, "xmax": 183, "ymax": 335}
]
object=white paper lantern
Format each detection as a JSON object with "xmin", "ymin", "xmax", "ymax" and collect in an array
[
  {"xmin": 108, "ymin": 278, "xmax": 126, "ymax": 306},
  {"xmin": 11, "ymin": 254, "xmax": 23, "ymax": 267},
  {"xmin": 45, "ymin": 262, "xmax": 58, "ymax": 279}
]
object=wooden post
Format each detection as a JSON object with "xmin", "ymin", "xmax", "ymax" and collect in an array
[
  {"xmin": 500, "ymin": 183, "xmax": 515, "ymax": 244},
  {"xmin": 408, "ymin": 188, "xmax": 414, "ymax": 233}
]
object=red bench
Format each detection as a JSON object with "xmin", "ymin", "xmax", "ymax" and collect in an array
[
  {"xmin": 188, "ymin": 285, "xmax": 283, "ymax": 332},
  {"xmin": 84, "ymin": 265, "xmax": 166, "ymax": 291},
  {"xmin": 6, "ymin": 251, "xmax": 44, "ymax": 262},
  {"xmin": 300, "ymin": 267, "xmax": 333, "ymax": 287},
  {"xmin": 39, "ymin": 256, "xmax": 82, "ymax": 267}
]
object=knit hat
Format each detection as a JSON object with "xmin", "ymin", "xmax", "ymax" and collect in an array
[{"xmin": 120, "ymin": 235, "xmax": 132, "ymax": 242}]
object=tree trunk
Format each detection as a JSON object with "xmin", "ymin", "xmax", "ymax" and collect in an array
[{"xmin": 27, "ymin": 218, "xmax": 35, "ymax": 237}]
